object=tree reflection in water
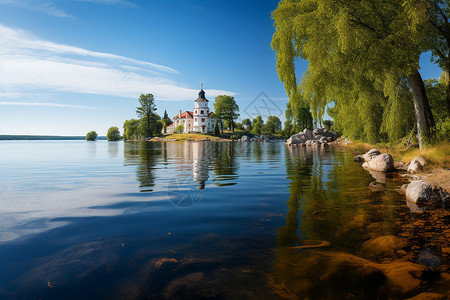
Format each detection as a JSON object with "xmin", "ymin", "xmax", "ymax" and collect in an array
[
  {"xmin": 270, "ymin": 146, "xmax": 406, "ymax": 299},
  {"xmin": 124, "ymin": 142, "xmax": 160, "ymax": 192}
]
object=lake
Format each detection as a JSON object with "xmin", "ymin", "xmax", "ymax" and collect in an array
[{"xmin": 0, "ymin": 141, "xmax": 447, "ymax": 299}]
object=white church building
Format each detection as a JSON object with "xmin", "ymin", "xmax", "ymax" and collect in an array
[{"xmin": 167, "ymin": 86, "xmax": 217, "ymax": 134}]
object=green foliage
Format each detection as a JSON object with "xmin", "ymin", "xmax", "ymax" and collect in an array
[
  {"xmin": 263, "ymin": 116, "xmax": 282, "ymax": 135},
  {"xmin": 234, "ymin": 122, "xmax": 243, "ymax": 130},
  {"xmin": 323, "ymin": 120, "xmax": 333, "ymax": 131},
  {"xmin": 426, "ymin": 75, "xmax": 450, "ymax": 141},
  {"xmin": 136, "ymin": 94, "xmax": 159, "ymax": 138},
  {"xmin": 213, "ymin": 95, "xmax": 240, "ymax": 132},
  {"xmin": 223, "ymin": 120, "xmax": 230, "ymax": 131},
  {"xmin": 161, "ymin": 109, "xmax": 173, "ymax": 133},
  {"xmin": 123, "ymin": 119, "xmax": 140, "ymax": 140},
  {"xmin": 85, "ymin": 131, "xmax": 98, "ymax": 141},
  {"xmin": 107, "ymin": 126, "xmax": 121, "ymax": 141},
  {"xmin": 436, "ymin": 118, "xmax": 450, "ymax": 142},
  {"xmin": 242, "ymin": 118, "xmax": 252, "ymax": 126},
  {"xmin": 174, "ymin": 124, "xmax": 184, "ymax": 134},
  {"xmin": 251, "ymin": 116, "xmax": 264, "ymax": 135},
  {"xmin": 214, "ymin": 122, "xmax": 220, "ymax": 136},
  {"xmin": 283, "ymin": 102, "xmax": 313, "ymax": 136}
]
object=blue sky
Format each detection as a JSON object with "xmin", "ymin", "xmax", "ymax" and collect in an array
[{"xmin": 0, "ymin": 0, "xmax": 443, "ymax": 135}]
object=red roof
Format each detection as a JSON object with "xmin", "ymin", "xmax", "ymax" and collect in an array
[
  {"xmin": 167, "ymin": 124, "xmax": 174, "ymax": 127},
  {"xmin": 173, "ymin": 111, "xmax": 193, "ymax": 119}
]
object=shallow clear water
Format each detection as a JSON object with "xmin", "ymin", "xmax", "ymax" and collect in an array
[{"xmin": 0, "ymin": 140, "xmax": 442, "ymax": 299}]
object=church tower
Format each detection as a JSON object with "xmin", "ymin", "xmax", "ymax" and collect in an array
[{"xmin": 193, "ymin": 84, "xmax": 214, "ymax": 133}]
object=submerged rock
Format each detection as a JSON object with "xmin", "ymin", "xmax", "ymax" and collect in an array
[
  {"xmin": 406, "ymin": 180, "xmax": 433, "ymax": 203},
  {"xmin": 406, "ymin": 292, "xmax": 446, "ymax": 300},
  {"xmin": 270, "ymin": 251, "xmax": 432, "ymax": 299},
  {"xmin": 361, "ymin": 235, "xmax": 409, "ymax": 257}
]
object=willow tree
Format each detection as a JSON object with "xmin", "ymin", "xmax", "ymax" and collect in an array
[{"xmin": 272, "ymin": 0, "xmax": 438, "ymax": 149}]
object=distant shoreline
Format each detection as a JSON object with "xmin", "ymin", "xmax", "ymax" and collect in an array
[{"xmin": 0, "ymin": 135, "xmax": 107, "ymax": 141}]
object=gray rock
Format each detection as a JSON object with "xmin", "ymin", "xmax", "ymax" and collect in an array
[
  {"xmin": 407, "ymin": 161, "xmax": 423, "ymax": 174},
  {"xmin": 241, "ymin": 135, "xmax": 249, "ymax": 142},
  {"xmin": 285, "ymin": 133, "xmax": 306, "ymax": 145},
  {"xmin": 406, "ymin": 180, "xmax": 433, "ymax": 203},
  {"xmin": 303, "ymin": 129, "xmax": 314, "ymax": 140},
  {"xmin": 313, "ymin": 128, "xmax": 324, "ymax": 135},
  {"xmin": 410, "ymin": 156, "xmax": 427, "ymax": 167},
  {"xmin": 362, "ymin": 153, "xmax": 394, "ymax": 172},
  {"xmin": 364, "ymin": 149, "xmax": 381, "ymax": 160}
]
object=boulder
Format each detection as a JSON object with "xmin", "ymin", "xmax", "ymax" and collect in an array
[
  {"xmin": 364, "ymin": 149, "xmax": 381, "ymax": 160},
  {"xmin": 362, "ymin": 153, "xmax": 394, "ymax": 172},
  {"xmin": 285, "ymin": 133, "xmax": 306, "ymax": 145},
  {"xmin": 411, "ymin": 156, "xmax": 427, "ymax": 167},
  {"xmin": 313, "ymin": 128, "xmax": 324, "ymax": 135},
  {"xmin": 408, "ymin": 161, "xmax": 423, "ymax": 174},
  {"xmin": 406, "ymin": 180, "xmax": 433, "ymax": 203},
  {"xmin": 361, "ymin": 235, "xmax": 409, "ymax": 257},
  {"xmin": 240, "ymin": 135, "xmax": 249, "ymax": 142},
  {"xmin": 408, "ymin": 156, "xmax": 427, "ymax": 174},
  {"xmin": 303, "ymin": 128, "xmax": 314, "ymax": 140}
]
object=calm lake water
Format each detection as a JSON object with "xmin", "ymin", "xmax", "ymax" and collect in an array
[{"xmin": 0, "ymin": 141, "xmax": 444, "ymax": 299}]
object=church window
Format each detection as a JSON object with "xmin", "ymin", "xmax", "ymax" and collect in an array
[
  {"xmin": 201, "ymin": 118, "xmax": 205, "ymax": 122},
  {"xmin": 195, "ymin": 110, "xmax": 197, "ymax": 114},
  {"xmin": 195, "ymin": 118, "xmax": 197, "ymax": 122},
  {"xmin": 200, "ymin": 110, "xmax": 204, "ymax": 115}
]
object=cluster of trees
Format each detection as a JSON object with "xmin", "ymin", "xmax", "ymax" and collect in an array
[
  {"xmin": 86, "ymin": 93, "xmax": 171, "ymax": 142},
  {"xmin": 213, "ymin": 95, "xmax": 240, "ymax": 134},
  {"xmin": 123, "ymin": 94, "xmax": 172, "ymax": 140},
  {"xmin": 272, "ymin": 0, "xmax": 450, "ymax": 149}
]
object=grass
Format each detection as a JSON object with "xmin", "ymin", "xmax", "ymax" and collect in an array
[
  {"xmin": 161, "ymin": 133, "xmax": 220, "ymax": 141},
  {"xmin": 343, "ymin": 141, "xmax": 450, "ymax": 168}
]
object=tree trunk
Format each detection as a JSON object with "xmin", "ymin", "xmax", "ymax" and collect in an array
[
  {"xmin": 406, "ymin": 69, "xmax": 435, "ymax": 150},
  {"xmin": 220, "ymin": 119, "xmax": 224, "ymax": 135},
  {"xmin": 231, "ymin": 118, "xmax": 235, "ymax": 132}
]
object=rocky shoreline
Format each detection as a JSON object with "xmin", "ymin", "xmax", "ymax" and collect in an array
[{"xmin": 353, "ymin": 148, "xmax": 449, "ymax": 211}]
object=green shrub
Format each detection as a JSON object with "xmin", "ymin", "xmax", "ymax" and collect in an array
[{"xmin": 86, "ymin": 131, "xmax": 98, "ymax": 141}]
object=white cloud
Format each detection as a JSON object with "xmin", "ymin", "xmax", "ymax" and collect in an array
[
  {"xmin": 0, "ymin": 24, "xmax": 236, "ymax": 101},
  {"xmin": 0, "ymin": 101, "xmax": 88, "ymax": 109},
  {"xmin": 74, "ymin": 0, "xmax": 137, "ymax": 8},
  {"xmin": 0, "ymin": 0, "xmax": 73, "ymax": 18}
]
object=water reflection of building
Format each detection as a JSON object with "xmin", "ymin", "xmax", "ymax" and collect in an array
[
  {"xmin": 164, "ymin": 142, "xmax": 212, "ymax": 190},
  {"xmin": 192, "ymin": 142, "xmax": 210, "ymax": 189}
]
